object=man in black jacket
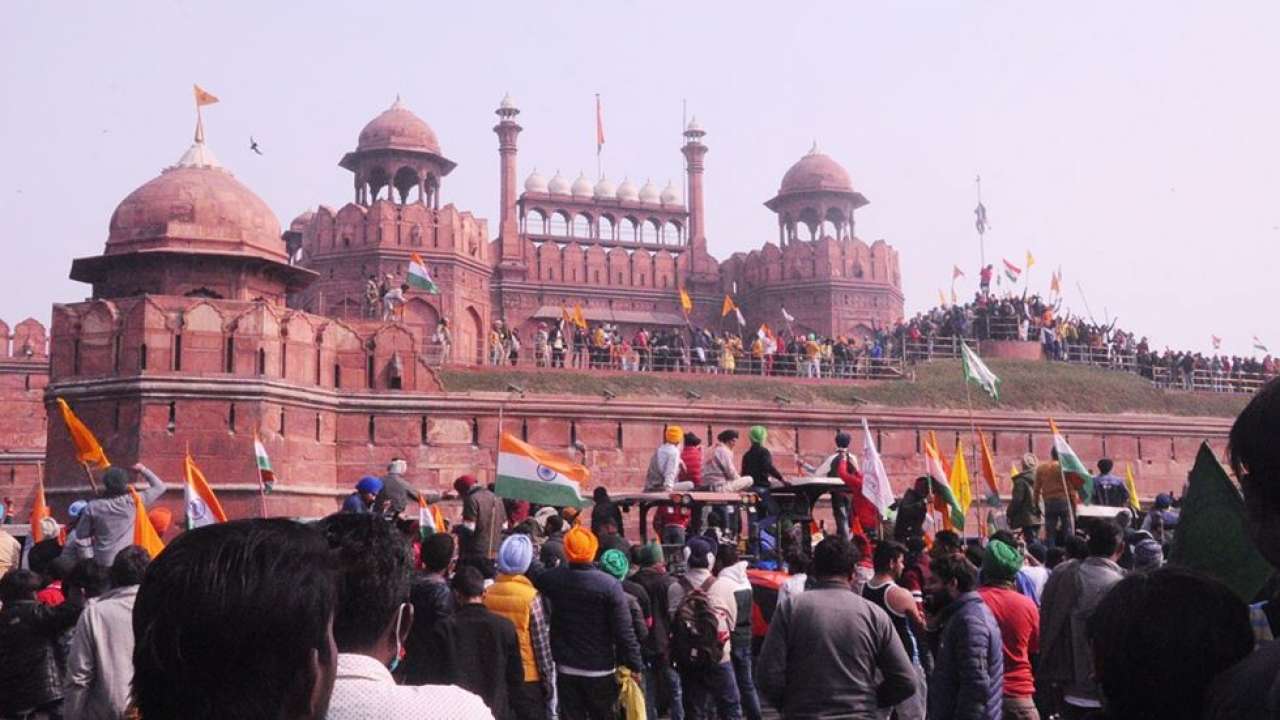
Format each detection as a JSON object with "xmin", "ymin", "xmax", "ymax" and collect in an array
[
  {"xmin": 631, "ymin": 542, "xmax": 683, "ymax": 720},
  {"xmin": 741, "ymin": 425, "xmax": 787, "ymax": 547},
  {"xmin": 0, "ymin": 569, "xmax": 85, "ymax": 718},
  {"xmin": 535, "ymin": 527, "xmax": 643, "ymax": 720},
  {"xmin": 400, "ymin": 532, "xmax": 457, "ymax": 684},
  {"xmin": 427, "ymin": 566, "xmax": 524, "ymax": 720}
]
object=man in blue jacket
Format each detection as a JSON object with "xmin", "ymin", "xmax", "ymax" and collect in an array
[
  {"xmin": 926, "ymin": 554, "xmax": 1004, "ymax": 720},
  {"xmin": 534, "ymin": 526, "xmax": 643, "ymax": 720}
]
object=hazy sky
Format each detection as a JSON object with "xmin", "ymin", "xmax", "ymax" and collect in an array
[{"xmin": 2, "ymin": 2, "xmax": 1276, "ymax": 356}]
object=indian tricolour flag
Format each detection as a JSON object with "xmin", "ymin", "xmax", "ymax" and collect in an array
[
  {"xmin": 185, "ymin": 450, "xmax": 228, "ymax": 529},
  {"xmin": 418, "ymin": 494, "xmax": 446, "ymax": 539},
  {"xmin": 1050, "ymin": 419, "xmax": 1094, "ymax": 502},
  {"xmin": 496, "ymin": 432, "xmax": 587, "ymax": 508},
  {"xmin": 254, "ymin": 435, "xmax": 276, "ymax": 493},
  {"xmin": 924, "ymin": 434, "xmax": 965, "ymax": 529},
  {"xmin": 1003, "ymin": 258, "xmax": 1022, "ymax": 283},
  {"xmin": 408, "ymin": 252, "xmax": 439, "ymax": 294}
]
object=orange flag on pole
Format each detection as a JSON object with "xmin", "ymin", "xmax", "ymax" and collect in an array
[
  {"xmin": 572, "ymin": 303, "xmax": 587, "ymax": 329},
  {"xmin": 56, "ymin": 398, "xmax": 110, "ymax": 469},
  {"xmin": 977, "ymin": 428, "xmax": 999, "ymax": 495},
  {"xmin": 679, "ymin": 288, "xmax": 693, "ymax": 314},
  {"xmin": 721, "ymin": 295, "xmax": 736, "ymax": 318},
  {"xmin": 130, "ymin": 487, "xmax": 166, "ymax": 558},
  {"xmin": 193, "ymin": 84, "xmax": 219, "ymax": 106},
  {"xmin": 30, "ymin": 480, "xmax": 49, "ymax": 543}
]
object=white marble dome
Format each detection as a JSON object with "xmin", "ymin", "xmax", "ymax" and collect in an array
[
  {"xmin": 638, "ymin": 179, "xmax": 661, "ymax": 204},
  {"xmin": 524, "ymin": 168, "xmax": 548, "ymax": 193},
  {"xmin": 660, "ymin": 179, "xmax": 681, "ymax": 205},
  {"xmin": 594, "ymin": 176, "xmax": 616, "ymax": 199},
  {"xmin": 617, "ymin": 177, "xmax": 639, "ymax": 202},
  {"xmin": 571, "ymin": 172, "xmax": 594, "ymax": 198},
  {"xmin": 547, "ymin": 170, "xmax": 570, "ymax": 196}
]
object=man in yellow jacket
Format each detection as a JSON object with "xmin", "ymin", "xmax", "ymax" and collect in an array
[{"xmin": 485, "ymin": 534, "xmax": 558, "ymax": 720}]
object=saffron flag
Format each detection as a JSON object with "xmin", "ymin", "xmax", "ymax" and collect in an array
[
  {"xmin": 952, "ymin": 265, "xmax": 965, "ymax": 280},
  {"xmin": 1170, "ymin": 442, "xmax": 1273, "ymax": 601},
  {"xmin": 193, "ymin": 84, "xmax": 219, "ymax": 106},
  {"xmin": 950, "ymin": 287, "xmax": 958, "ymax": 305},
  {"xmin": 860, "ymin": 419, "xmax": 895, "ymax": 517},
  {"xmin": 961, "ymin": 342, "xmax": 1001, "ymax": 401},
  {"xmin": 679, "ymin": 288, "xmax": 693, "ymax": 314},
  {"xmin": 560, "ymin": 305, "xmax": 572, "ymax": 327},
  {"xmin": 1212, "ymin": 335, "xmax": 1222, "ymax": 350},
  {"xmin": 254, "ymin": 435, "xmax": 276, "ymax": 492},
  {"xmin": 781, "ymin": 307, "xmax": 795, "ymax": 324},
  {"xmin": 185, "ymin": 451, "xmax": 227, "ymax": 530},
  {"xmin": 951, "ymin": 440, "xmax": 973, "ymax": 518},
  {"xmin": 1049, "ymin": 419, "xmax": 1093, "ymax": 502},
  {"xmin": 1124, "ymin": 462, "xmax": 1141, "ymax": 513},
  {"xmin": 56, "ymin": 398, "xmax": 110, "ymax": 469},
  {"xmin": 938, "ymin": 289, "xmax": 948, "ymax": 307},
  {"xmin": 495, "ymin": 432, "xmax": 588, "ymax": 508},
  {"xmin": 757, "ymin": 323, "xmax": 771, "ymax": 340},
  {"xmin": 418, "ymin": 493, "xmax": 446, "ymax": 539},
  {"xmin": 974, "ymin": 203, "xmax": 989, "ymax": 234},
  {"xmin": 1050, "ymin": 268, "xmax": 1062, "ymax": 295},
  {"xmin": 924, "ymin": 434, "xmax": 964, "ymax": 528},
  {"xmin": 30, "ymin": 480, "xmax": 49, "ymax": 543},
  {"xmin": 977, "ymin": 429, "xmax": 999, "ymax": 495},
  {"xmin": 407, "ymin": 253, "xmax": 439, "ymax": 294},
  {"xmin": 1002, "ymin": 259, "xmax": 1022, "ymax": 283},
  {"xmin": 129, "ymin": 487, "xmax": 165, "ymax": 558},
  {"xmin": 1025, "ymin": 250, "xmax": 1036, "ymax": 270},
  {"xmin": 721, "ymin": 295, "xmax": 736, "ymax": 318},
  {"xmin": 595, "ymin": 94, "xmax": 605, "ymax": 153},
  {"xmin": 572, "ymin": 303, "xmax": 587, "ymax": 329}
]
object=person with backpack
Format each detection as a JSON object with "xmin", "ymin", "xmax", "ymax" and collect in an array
[
  {"xmin": 667, "ymin": 536, "xmax": 742, "ymax": 720},
  {"xmin": 631, "ymin": 543, "xmax": 683, "ymax": 720}
]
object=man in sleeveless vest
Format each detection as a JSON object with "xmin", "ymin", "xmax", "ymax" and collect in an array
[
  {"xmin": 484, "ymin": 535, "xmax": 557, "ymax": 720},
  {"xmin": 863, "ymin": 541, "xmax": 928, "ymax": 720}
]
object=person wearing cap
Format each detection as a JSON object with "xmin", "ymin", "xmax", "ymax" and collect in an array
[
  {"xmin": 1007, "ymin": 454, "xmax": 1044, "ymax": 542},
  {"xmin": 978, "ymin": 538, "xmax": 1041, "ymax": 720},
  {"xmin": 645, "ymin": 426, "xmax": 695, "ymax": 492},
  {"xmin": 343, "ymin": 476, "xmax": 383, "ymax": 514},
  {"xmin": 455, "ymin": 475, "xmax": 505, "ymax": 565},
  {"xmin": 667, "ymin": 535, "xmax": 742, "ymax": 720},
  {"xmin": 630, "ymin": 543, "xmax": 683, "ymax": 720},
  {"xmin": 485, "ymin": 535, "xmax": 558, "ymax": 720},
  {"xmin": 69, "ymin": 463, "xmax": 168, "ymax": 568},
  {"xmin": 534, "ymin": 527, "xmax": 642, "ymax": 720}
]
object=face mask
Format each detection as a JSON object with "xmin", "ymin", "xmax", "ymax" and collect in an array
[{"xmin": 388, "ymin": 602, "xmax": 407, "ymax": 673}]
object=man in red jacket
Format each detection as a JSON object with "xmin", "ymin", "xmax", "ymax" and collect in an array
[{"xmin": 822, "ymin": 432, "xmax": 880, "ymax": 538}]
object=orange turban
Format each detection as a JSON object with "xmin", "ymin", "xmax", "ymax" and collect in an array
[
  {"xmin": 664, "ymin": 425, "xmax": 684, "ymax": 445},
  {"xmin": 148, "ymin": 506, "xmax": 173, "ymax": 536},
  {"xmin": 564, "ymin": 526, "xmax": 599, "ymax": 564}
]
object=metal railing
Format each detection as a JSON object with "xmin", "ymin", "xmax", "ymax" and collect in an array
[{"xmin": 1149, "ymin": 366, "xmax": 1273, "ymax": 394}]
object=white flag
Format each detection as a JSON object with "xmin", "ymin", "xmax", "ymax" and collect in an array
[
  {"xmin": 781, "ymin": 307, "xmax": 795, "ymax": 324},
  {"xmin": 860, "ymin": 418, "xmax": 895, "ymax": 516}
]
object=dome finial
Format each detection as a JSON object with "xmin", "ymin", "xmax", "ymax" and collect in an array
[
  {"xmin": 392, "ymin": 93, "xmax": 404, "ymax": 109},
  {"xmin": 808, "ymin": 140, "xmax": 820, "ymax": 155}
]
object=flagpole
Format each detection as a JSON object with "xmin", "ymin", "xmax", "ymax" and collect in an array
[
  {"xmin": 81, "ymin": 461, "xmax": 100, "ymax": 495},
  {"xmin": 975, "ymin": 175, "xmax": 985, "ymax": 274}
]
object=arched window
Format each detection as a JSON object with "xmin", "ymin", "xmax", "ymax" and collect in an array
[
  {"xmin": 599, "ymin": 216, "xmax": 616, "ymax": 242},
  {"xmin": 572, "ymin": 213, "xmax": 591, "ymax": 238},
  {"xmin": 664, "ymin": 221, "xmax": 683, "ymax": 246},
  {"xmin": 549, "ymin": 211, "xmax": 570, "ymax": 236},
  {"xmin": 525, "ymin": 208, "xmax": 548, "ymax": 235}
]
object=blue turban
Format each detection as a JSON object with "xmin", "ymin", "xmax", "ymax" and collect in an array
[
  {"xmin": 497, "ymin": 534, "xmax": 534, "ymax": 575},
  {"xmin": 355, "ymin": 476, "xmax": 383, "ymax": 495}
]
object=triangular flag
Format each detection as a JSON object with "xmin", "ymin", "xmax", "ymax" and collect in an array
[
  {"xmin": 679, "ymin": 288, "xmax": 693, "ymax": 314},
  {"xmin": 952, "ymin": 265, "xmax": 965, "ymax": 280},
  {"xmin": 56, "ymin": 398, "xmax": 110, "ymax": 469},
  {"xmin": 193, "ymin": 84, "xmax": 219, "ymax": 106},
  {"xmin": 185, "ymin": 450, "xmax": 228, "ymax": 529},
  {"xmin": 1025, "ymin": 250, "xmax": 1036, "ymax": 270},
  {"xmin": 721, "ymin": 295, "xmax": 736, "ymax": 317},
  {"xmin": 129, "ymin": 486, "xmax": 166, "ymax": 558},
  {"xmin": 977, "ymin": 429, "xmax": 999, "ymax": 495},
  {"xmin": 1124, "ymin": 462, "xmax": 1141, "ymax": 513},
  {"xmin": 29, "ymin": 480, "xmax": 49, "ymax": 543},
  {"xmin": 1169, "ymin": 443, "xmax": 1273, "ymax": 601}
]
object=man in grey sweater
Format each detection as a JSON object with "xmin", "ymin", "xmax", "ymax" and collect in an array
[
  {"xmin": 67, "ymin": 464, "xmax": 167, "ymax": 567},
  {"xmin": 756, "ymin": 536, "xmax": 916, "ymax": 719}
]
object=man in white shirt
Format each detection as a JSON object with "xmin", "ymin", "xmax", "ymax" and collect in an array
[
  {"xmin": 700, "ymin": 430, "xmax": 753, "ymax": 493},
  {"xmin": 645, "ymin": 425, "xmax": 694, "ymax": 492},
  {"xmin": 318, "ymin": 513, "xmax": 493, "ymax": 720},
  {"xmin": 65, "ymin": 546, "xmax": 150, "ymax": 720}
]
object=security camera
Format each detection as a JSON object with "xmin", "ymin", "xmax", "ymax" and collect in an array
[
  {"xmin": 685, "ymin": 389, "xmax": 702, "ymax": 400},
  {"xmin": 506, "ymin": 383, "xmax": 525, "ymax": 395}
]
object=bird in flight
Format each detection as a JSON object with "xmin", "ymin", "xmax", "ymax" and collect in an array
[{"xmin": 249, "ymin": 136, "xmax": 263, "ymax": 155}]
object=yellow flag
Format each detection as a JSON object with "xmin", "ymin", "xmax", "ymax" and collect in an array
[
  {"xmin": 193, "ymin": 84, "xmax": 219, "ymax": 106},
  {"xmin": 938, "ymin": 289, "xmax": 948, "ymax": 307},
  {"xmin": 56, "ymin": 398, "xmax": 110, "ymax": 468},
  {"xmin": 951, "ymin": 440, "xmax": 972, "ymax": 516},
  {"xmin": 721, "ymin": 295, "xmax": 735, "ymax": 317},
  {"xmin": 572, "ymin": 303, "xmax": 587, "ymax": 329},
  {"xmin": 1025, "ymin": 250, "xmax": 1036, "ymax": 270},
  {"xmin": 129, "ymin": 487, "xmax": 166, "ymax": 558},
  {"xmin": 1011, "ymin": 462, "xmax": 1020, "ymax": 480},
  {"xmin": 679, "ymin": 288, "xmax": 693, "ymax": 314},
  {"xmin": 1125, "ymin": 463, "xmax": 1141, "ymax": 512}
]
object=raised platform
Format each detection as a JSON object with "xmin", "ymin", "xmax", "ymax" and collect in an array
[{"xmin": 979, "ymin": 340, "xmax": 1044, "ymax": 361}]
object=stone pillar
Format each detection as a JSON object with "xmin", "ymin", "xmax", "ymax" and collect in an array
[
  {"xmin": 494, "ymin": 97, "xmax": 525, "ymax": 279},
  {"xmin": 682, "ymin": 122, "xmax": 710, "ymax": 279}
]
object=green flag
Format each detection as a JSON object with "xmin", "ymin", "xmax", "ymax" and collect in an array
[
  {"xmin": 961, "ymin": 342, "xmax": 1001, "ymax": 401},
  {"xmin": 1170, "ymin": 442, "xmax": 1273, "ymax": 602}
]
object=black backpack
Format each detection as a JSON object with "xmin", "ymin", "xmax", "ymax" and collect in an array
[{"xmin": 669, "ymin": 576, "xmax": 723, "ymax": 673}]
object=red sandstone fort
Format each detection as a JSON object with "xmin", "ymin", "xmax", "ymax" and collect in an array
[{"xmin": 0, "ymin": 97, "xmax": 1231, "ymax": 520}]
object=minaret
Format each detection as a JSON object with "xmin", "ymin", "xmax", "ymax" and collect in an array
[
  {"xmin": 681, "ymin": 116, "xmax": 711, "ymax": 279},
  {"xmin": 494, "ymin": 93, "xmax": 525, "ymax": 277}
]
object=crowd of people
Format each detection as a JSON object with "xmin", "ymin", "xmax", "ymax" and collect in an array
[
  {"xmin": 900, "ymin": 291, "xmax": 1276, "ymax": 392},
  {"xmin": 3, "ymin": 379, "xmax": 1280, "ymax": 719}
]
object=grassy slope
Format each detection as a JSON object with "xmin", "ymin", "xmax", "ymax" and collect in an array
[{"xmin": 439, "ymin": 360, "xmax": 1249, "ymax": 418}]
